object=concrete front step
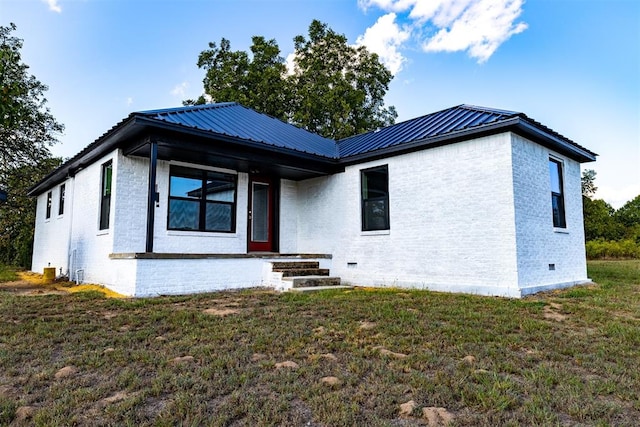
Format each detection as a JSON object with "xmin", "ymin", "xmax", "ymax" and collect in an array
[
  {"xmin": 272, "ymin": 261, "xmax": 320, "ymax": 270},
  {"xmin": 288, "ymin": 285, "xmax": 354, "ymax": 292},
  {"xmin": 281, "ymin": 268, "xmax": 329, "ymax": 278},
  {"xmin": 283, "ymin": 276, "xmax": 341, "ymax": 288}
]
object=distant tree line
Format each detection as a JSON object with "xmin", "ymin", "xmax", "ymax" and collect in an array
[{"xmin": 582, "ymin": 170, "xmax": 640, "ymax": 259}]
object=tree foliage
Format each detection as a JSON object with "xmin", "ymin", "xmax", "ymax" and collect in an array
[
  {"xmin": 289, "ymin": 20, "xmax": 396, "ymax": 139},
  {"xmin": 582, "ymin": 197, "xmax": 623, "ymax": 241},
  {"xmin": 581, "ymin": 168, "xmax": 597, "ymax": 198},
  {"xmin": 581, "ymin": 170, "xmax": 640, "ymax": 258},
  {"xmin": 615, "ymin": 195, "xmax": 640, "ymax": 230},
  {"xmin": 0, "ymin": 23, "xmax": 63, "ymax": 177},
  {"xmin": 0, "ymin": 23, "xmax": 63, "ymax": 267},
  {"xmin": 191, "ymin": 36, "xmax": 290, "ymax": 120},
  {"xmin": 192, "ymin": 20, "xmax": 396, "ymax": 140},
  {"xmin": 0, "ymin": 158, "xmax": 62, "ymax": 267}
]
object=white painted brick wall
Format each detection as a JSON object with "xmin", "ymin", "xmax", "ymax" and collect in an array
[
  {"xmin": 151, "ymin": 161, "xmax": 249, "ymax": 254},
  {"xmin": 32, "ymin": 131, "xmax": 589, "ymax": 298},
  {"xmin": 112, "ymin": 153, "xmax": 147, "ymax": 253},
  {"xmin": 511, "ymin": 134, "xmax": 589, "ymax": 294},
  {"xmin": 32, "ymin": 178, "xmax": 74, "ymax": 276},
  {"xmin": 279, "ymin": 179, "xmax": 298, "ymax": 253},
  {"xmin": 68, "ymin": 152, "xmax": 117, "ymax": 286},
  {"xmin": 296, "ymin": 133, "xmax": 521, "ymax": 296}
]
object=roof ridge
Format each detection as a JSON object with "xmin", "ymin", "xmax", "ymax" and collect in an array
[
  {"xmin": 137, "ymin": 102, "xmax": 238, "ymax": 116},
  {"xmin": 337, "ymin": 104, "xmax": 514, "ymax": 143},
  {"xmin": 458, "ymin": 104, "xmax": 520, "ymax": 116}
]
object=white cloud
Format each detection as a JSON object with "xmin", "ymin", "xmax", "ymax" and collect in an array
[
  {"xmin": 284, "ymin": 52, "xmax": 297, "ymax": 76},
  {"xmin": 597, "ymin": 182, "xmax": 640, "ymax": 210},
  {"xmin": 358, "ymin": 0, "xmax": 527, "ymax": 64},
  {"xmin": 170, "ymin": 82, "xmax": 189, "ymax": 98},
  {"xmin": 421, "ymin": 0, "xmax": 528, "ymax": 63},
  {"xmin": 42, "ymin": 0, "xmax": 62, "ymax": 13},
  {"xmin": 356, "ymin": 13, "xmax": 411, "ymax": 74},
  {"xmin": 126, "ymin": 97, "xmax": 133, "ymax": 107}
]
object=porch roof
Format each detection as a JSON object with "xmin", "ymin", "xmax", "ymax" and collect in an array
[{"xmin": 139, "ymin": 103, "xmax": 339, "ymax": 158}]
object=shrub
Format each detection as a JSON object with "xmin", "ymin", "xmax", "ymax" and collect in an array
[{"xmin": 586, "ymin": 239, "xmax": 640, "ymax": 260}]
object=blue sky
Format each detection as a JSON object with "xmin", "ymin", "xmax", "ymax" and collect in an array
[{"xmin": 2, "ymin": 0, "xmax": 639, "ymax": 207}]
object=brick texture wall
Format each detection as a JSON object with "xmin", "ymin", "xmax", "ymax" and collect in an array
[
  {"xmin": 296, "ymin": 133, "xmax": 524, "ymax": 296},
  {"xmin": 511, "ymin": 134, "xmax": 589, "ymax": 294},
  {"xmin": 32, "ymin": 131, "xmax": 590, "ymax": 297}
]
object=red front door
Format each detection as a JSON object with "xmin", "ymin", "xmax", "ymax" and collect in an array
[{"xmin": 248, "ymin": 175, "xmax": 274, "ymax": 252}]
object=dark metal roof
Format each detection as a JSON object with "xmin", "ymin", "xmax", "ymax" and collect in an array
[
  {"xmin": 337, "ymin": 104, "xmax": 596, "ymax": 161},
  {"xmin": 28, "ymin": 103, "xmax": 596, "ymax": 196},
  {"xmin": 137, "ymin": 103, "xmax": 338, "ymax": 158}
]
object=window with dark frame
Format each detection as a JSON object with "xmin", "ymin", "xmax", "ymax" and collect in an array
[
  {"xmin": 99, "ymin": 161, "xmax": 112, "ymax": 230},
  {"xmin": 168, "ymin": 165, "xmax": 237, "ymax": 233},
  {"xmin": 45, "ymin": 191, "xmax": 52, "ymax": 219},
  {"xmin": 361, "ymin": 165, "xmax": 390, "ymax": 231},
  {"xmin": 58, "ymin": 184, "xmax": 65, "ymax": 216},
  {"xmin": 549, "ymin": 158, "xmax": 566, "ymax": 228}
]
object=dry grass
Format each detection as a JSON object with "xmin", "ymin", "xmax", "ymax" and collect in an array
[{"xmin": 0, "ymin": 260, "xmax": 638, "ymax": 426}]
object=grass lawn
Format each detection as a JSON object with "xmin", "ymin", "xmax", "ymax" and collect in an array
[
  {"xmin": 0, "ymin": 261, "xmax": 638, "ymax": 426},
  {"xmin": 0, "ymin": 264, "xmax": 18, "ymax": 283}
]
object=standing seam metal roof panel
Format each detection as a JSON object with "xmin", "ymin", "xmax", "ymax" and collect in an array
[
  {"xmin": 337, "ymin": 105, "xmax": 518, "ymax": 157},
  {"xmin": 139, "ymin": 103, "xmax": 339, "ymax": 158}
]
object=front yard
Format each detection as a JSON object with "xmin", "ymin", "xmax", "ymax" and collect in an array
[{"xmin": 1, "ymin": 261, "xmax": 638, "ymax": 425}]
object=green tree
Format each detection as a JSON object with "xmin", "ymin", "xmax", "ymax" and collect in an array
[
  {"xmin": 190, "ymin": 36, "xmax": 289, "ymax": 121},
  {"xmin": 615, "ymin": 195, "xmax": 640, "ymax": 229},
  {"xmin": 0, "ymin": 158, "xmax": 62, "ymax": 267},
  {"xmin": 615, "ymin": 195, "xmax": 640, "ymax": 242},
  {"xmin": 192, "ymin": 20, "xmax": 396, "ymax": 139},
  {"xmin": 0, "ymin": 23, "xmax": 63, "ymax": 267},
  {"xmin": 0, "ymin": 23, "xmax": 63, "ymax": 176},
  {"xmin": 581, "ymin": 169, "xmax": 597, "ymax": 198},
  {"xmin": 289, "ymin": 20, "xmax": 396, "ymax": 139},
  {"xmin": 582, "ymin": 197, "xmax": 623, "ymax": 241}
]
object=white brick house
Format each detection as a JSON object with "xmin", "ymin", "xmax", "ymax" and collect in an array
[{"xmin": 29, "ymin": 103, "xmax": 596, "ymax": 297}]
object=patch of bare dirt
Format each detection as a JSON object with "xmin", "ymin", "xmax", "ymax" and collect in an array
[
  {"xmin": 275, "ymin": 360, "xmax": 299, "ymax": 369},
  {"xmin": 0, "ymin": 279, "xmax": 66, "ymax": 296},
  {"xmin": 170, "ymin": 356, "xmax": 195, "ymax": 365},
  {"xmin": 422, "ymin": 406, "xmax": 455, "ymax": 426},
  {"xmin": 320, "ymin": 353, "xmax": 338, "ymax": 361},
  {"xmin": 251, "ymin": 353, "xmax": 267, "ymax": 362},
  {"xmin": 358, "ymin": 320, "xmax": 377, "ymax": 330},
  {"xmin": 202, "ymin": 307, "xmax": 240, "ymax": 316},
  {"xmin": 98, "ymin": 390, "xmax": 139, "ymax": 406},
  {"xmin": 320, "ymin": 376, "xmax": 341, "ymax": 386},
  {"xmin": 54, "ymin": 366, "xmax": 77, "ymax": 379},
  {"xmin": 375, "ymin": 346, "xmax": 407, "ymax": 359},
  {"xmin": 461, "ymin": 355, "xmax": 476, "ymax": 364},
  {"xmin": 399, "ymin": 400, "xmax": 417, "ymax": 417},
  {"xmin": 15, "ymin": 406, "xmax": 37, "ymax": 421},
  {"xmin": 544, "ymin": 302, "xmax": 568, "ymax": 321}
]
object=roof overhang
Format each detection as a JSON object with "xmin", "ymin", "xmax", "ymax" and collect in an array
[
  {"xmin": 124, "ymin": 118, "xmax": 342, "ymax": 180},
  {"xmin": 29, "ymin": 109, "xmax": 596, "ymax": 197},
  {"xmin": 28, "ymin": 116, "xmax": 342, "ymax": 196}
]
